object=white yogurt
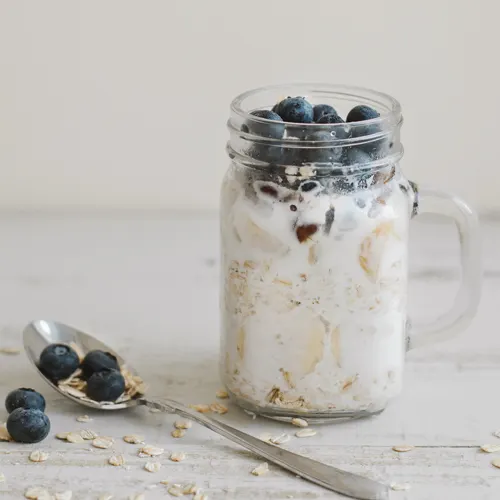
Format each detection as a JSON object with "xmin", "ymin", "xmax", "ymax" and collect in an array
[{"xmin": 220, "ymin": 167, "xmax": 410, "ymax": 415}]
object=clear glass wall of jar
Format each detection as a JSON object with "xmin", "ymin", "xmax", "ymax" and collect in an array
[{"xmin": 220, "ymin": 84, "xmax": 479, "ymax": 422}]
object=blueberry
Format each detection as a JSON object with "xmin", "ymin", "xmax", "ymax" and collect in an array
[
  {"xmin": 313, "ymin": 104, "xmax": 338, "ymax": 122},
  {"xmin": 81, "ymin": 350, "xmax": 119, "ymax": 380},
  {"xmin": 346, "ymin": 105, "xmax": 380, "ymax": 122},
  {"xmin": 86, "ymin": 368, "xmax": 126, "ymax": 402},
  {"xmin": 303, "ymin": 130, "xmax": 343, "ymax": 163},
  {"xmin": 316, "ymin": 114, "xmax": 350, "ymax": 140},
  {"xmin": 300, "ymin": 181, "xmax": 321, "ymax": 192},
  {"xmin": 6, "ymin": 408, "xmax": 50, "ymax": 443},
  {"xmin": 247, "ymin": 143, "xmax": 284, "ymax": 165},
  {"xmin": 274, "ymin": 97, "xmax": 314, "ymax": 123},
  {"xmin": 5, "ymin": 388, "xmax": 46, "ymax": 413},
  {"xmin": 346, "ymin": 105, "xmax": 388, "ymax": 157},
  {"xmin": 317, "ymin": 113, "xmax": 344, "ymax": 124},
  {"xmin": 245, "ymin": 110, "xmax": 284, "ymax": 139},
  {"xmin": 39, "ymin": 344, "xmax": 80, "ymax": 382},
  {"xmin": 344, "ymin": 147, "xmax": 373, "ymax": 166}
]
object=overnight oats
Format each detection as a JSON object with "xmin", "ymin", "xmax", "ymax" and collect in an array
[{"xmin": 221, "ymin": 85, "xmax": 419, "ymax": 421}]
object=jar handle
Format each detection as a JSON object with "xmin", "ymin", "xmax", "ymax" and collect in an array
[{"xmin": 407, "ymin": 185, "xmax": 482, "ymax": 350}]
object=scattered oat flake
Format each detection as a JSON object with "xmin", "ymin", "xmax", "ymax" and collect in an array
[
  {"xmin": 170, "ymin": 452, "xmax": 186, "ymax": 462},
  {"xmin": 25, "ymin": 487, "xmax": 51, "ymax": 499},
  {"xmin": 144, "ymin": 462, "xmax": 161, "ymax": 473},
  {"xmin": 60, "ymin": 386, "xmax": 86, "ymax": 399},
  {"xmin": 55, "ymin": 491, "xmax": 72, "ymax": 500},
  {"xmin": 392, "ymin": 445, "xmax": 414, "ymax": 453},
  {"xmin": 0, "ymin": 424, "xmax": 12, "ymax": 441},
  {"xmin": 29, "ymin": 450, "xmax": 49, "ymax": 463},
  {"xmin": 80, "ymin": 429, "xmax": 98, "ymax": 440},
  {"xmin": 210, "ymin": 402, "xmax": 228, "ymax": 414},
  {"xmin": 171, "ymin": 428, "xmax": 185, "ymax": 438},
  {"xmin": 123, "ymin": 434, "xmax": 144, "ymax": 444},
  {"xmin": 129, "ymin": 494, "xmax": 145, "ymax": 500},
  {"xmin": 215, "ymin": 389, "xmax": 229, "ymax": 399},
  {"xmin": 270, "ymin": 433, "xmax": 290, "ymax": 445},
  {"xmin": 390, "ymin": 482, "xmax": 411, "ymax": 491},
  {"xmin": 194, "ymin": 494, "xmax": 208, "ymax": 500},
  {"xmin": 481, "ymin": 444, "xmax": 500, "ymax": 453},
  {"xmin": 108, "ymin": 455, "xmax": 125, "ymax": 466},
  {"xmin": 55, "ymin": 432, "xmax": 70, "ymax": 440},
  {"xmin": 98, "ymin": 495, "xmax": 113, "ymax": 500},
  {"xmin": 76, "ymin": 415, "xmax": 92, "ymax": 423},
  {"xmin": 174, "ymin": 420, "xmax": 192, "ymax": 430},
  {"xmin": 190, "ymin": 404, "xmax": 211, "ymax": 413},
  {"xmin": 0, "ymin": 473, "xmax": 5, "ymax": 482},
  {"xmin": 492, "ymin": 458, "xmax": 500, "ymax": 469},
  {"xmin": 0, "ymin": 347, "xmax": 21, "ymax": 355},
  {"xmin": 251, "ymin": 462, "xmax": 269, "ymax": 476},
  {"xmin": 295, "ymin": 428, "xmax": 317, "ymax": 438},
  {"xmin": 139, "ymin": 445, "xmax": 164, "ymax": 457},
  {"xmin": 67, "ymin": 432, "xmax": 85, "ymax": 444},
  {"xmin": 159, "ymin": 480, "xmax": 170, "ymax": 485},
  {"xmin": 182, "ymin": 484, "xmax": 197, "ymax": 495},
  {"xmin": 167, "ymin": 486, "xmax": 183, "ymax": 497},
  {"xmin": 291, "ymin": 418, "xmax": 308, "ymax": 428},
  {"xmin": 92, "ymin": 437, "xmax": 114, "ymax": 449}
]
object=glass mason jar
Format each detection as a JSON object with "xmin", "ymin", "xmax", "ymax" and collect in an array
[{"xmin": 220, "ymin": 84, "xmax": 481, "ymax": 422}]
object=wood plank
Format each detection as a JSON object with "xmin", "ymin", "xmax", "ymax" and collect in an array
[{"xmin": 0, "ymin": 213, "xmax": 497, "ymax": 499}]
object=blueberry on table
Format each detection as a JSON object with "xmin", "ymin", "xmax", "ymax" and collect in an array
[
  {"xmin": 39, "ymin": 344, "xmax": 80, "ymax": 382},
  {"xmin": 313, "ymin": 104, "xmax": 338, "ymax": 123},
  {"xmin": 246, "ymin": 110, "xmax": 285, "ymax": 139},
  {"xmin": 86, "ymin": 368, "xmax": 126, "ymax": 402},
  {"xmin": 81, "ymin": 350, "xmax": 119, "ymax": 379},
  {"xmin": 346, "ymin": 105, "xmax": 380, "ymax": 122},
  {"xmin": 6, "ymin": 408, "xmax": 50, "ymax": 443},
  {"xmin": 5, "ymin": 388, "xmax": 46, "ymax": 413},
  {"xmin": 274, "ymin": 97, "xmax": 314, "ymax": 123}
]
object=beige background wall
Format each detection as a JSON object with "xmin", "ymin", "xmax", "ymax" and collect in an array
[{"xmin": 0, "ymin": 0, "xmax": 497, "ymax": 212}]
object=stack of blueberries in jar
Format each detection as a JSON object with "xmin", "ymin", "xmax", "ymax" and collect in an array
[{"xmin": 241, "ymin": 96, "xmax": 392, "ymax": 185}]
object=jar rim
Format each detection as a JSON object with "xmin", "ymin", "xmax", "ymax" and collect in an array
[{"xmin": 230, "ymin": 83, "xmax": 402, "ymax": 137}]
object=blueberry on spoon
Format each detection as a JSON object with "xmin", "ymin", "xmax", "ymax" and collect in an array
[
  {"xmin": 81, "ymin": 350, "xmax": 119, "ymax": 379},
  {"xmin": 86, "ymin": 368, "xmax": 126, "ymax": 402},
  {"xmin": 39, "ymin": 344, "xmax": 80, "ymax": 382}
]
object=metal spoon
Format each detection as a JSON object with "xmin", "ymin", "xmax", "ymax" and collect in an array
[{"xmin": 23, "ymin": 319, "xmax": 388, "ymax": 500}]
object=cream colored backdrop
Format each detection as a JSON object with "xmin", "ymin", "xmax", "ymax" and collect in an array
[{"xmin": 0, "ymin": 0, "xmax": 497, "ymax": 212}]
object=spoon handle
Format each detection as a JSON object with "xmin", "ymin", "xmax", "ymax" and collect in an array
[{"xmin": 141, "ymin": 397, "xmax": 388, "ymax": 500}]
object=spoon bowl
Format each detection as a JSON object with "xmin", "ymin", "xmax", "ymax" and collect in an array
[
  {"xmin": 23, "ymin": 319, "xmax": 389, "ymax": 500},
  {"xmin": 24, "ymin": 319, "xmax": 140, "ymax": 410}
]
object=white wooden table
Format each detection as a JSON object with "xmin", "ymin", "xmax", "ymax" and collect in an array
[{"xmin": 0, "ymin": 212, "xmax": 498, "ymax": 500}]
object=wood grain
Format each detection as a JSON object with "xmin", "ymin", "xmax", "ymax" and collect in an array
[{"xmin": 0, "ymin": 213, "xmax": 498, "ymax": 499}]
